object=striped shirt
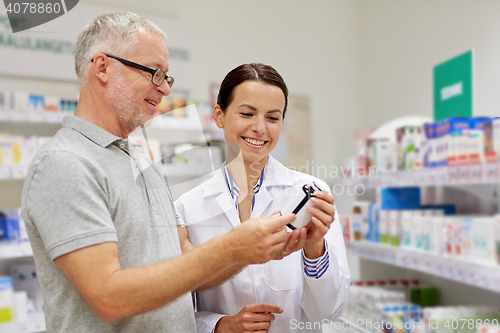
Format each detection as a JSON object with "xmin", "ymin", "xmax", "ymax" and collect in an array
[{"xmin": 222, "ymin": 161, "xmax": 265, "ymax": 211}]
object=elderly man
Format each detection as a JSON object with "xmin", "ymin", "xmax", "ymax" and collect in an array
[{"xmin": 21, "ymin": 12, "xmax": 297, "ymax": 332}]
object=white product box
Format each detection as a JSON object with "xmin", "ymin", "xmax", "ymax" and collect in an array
[
  {"xmin": 443, "ymin": 217, "xmax": 462, "ymax": 257},
  {"xmin": 389, "ymin": 210, "xmax": 402, "ymax": 247},
  {"xmin": 11, "ymin": 264, "xmax": 44, "ymax": 314},
  {"xmin": 379, "ymin": 210, "xmax": 390, "ymax": 245},
  {"xmin": 0, "ymin": 276, "xmax": 14, "ymax": 323},
  {"xmin": 396, "ymin": 126, "xmax": 421, "ymax": 170},
  {"xmin": 352, "ymin": 202, "xmax": 371, "ymax": 241},
  {"xmin": 457, "ymin": 130, "xmax": 471, "ymax": 183},
  {"xmin": 401, "ymin": 210, "xmax": 414, "ymax": 249},
  {"xmin": 375, "ymin": 141, "xmax": 397, "ymax": 173},
  {"xmin": 0, "ymin": 133, "xmax": 12, "ymax": 179},
  {"xmin": 461, "ymin": 217, "xmax": 474, "ymax": 260},
  {"xmin": 430, "ymin": 215, "xmax": 445, "ymax": 255},
  {"xmin": 14, "ymin": 291, "xmax": 28, "ymax": 323},
  {"xmin": 472, "ymin": 217, "xmax": 497, "ymax": 265}
]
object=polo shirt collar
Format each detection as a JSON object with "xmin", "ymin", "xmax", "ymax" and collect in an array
[{"xmin": 62, "ymin": 115, "xmax": 122, "ymax": 148}]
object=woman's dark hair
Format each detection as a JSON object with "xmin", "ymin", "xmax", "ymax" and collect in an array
[{"xmin": 217, "ymin": 63, "xmax": 289, "ymax": 118}]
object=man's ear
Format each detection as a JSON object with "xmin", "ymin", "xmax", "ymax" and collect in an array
[
  {"xmin": 213, "ymin": 105, "xmax": 224, "ymax": 128},
  {"xmin": 92, "ymin": 53, "xmax": 110, "ymax": 84}
]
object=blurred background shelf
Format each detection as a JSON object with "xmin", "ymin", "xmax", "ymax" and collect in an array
[
  {"xmin": 348, "ymin": 241, "xmax": 500, "ymax": 294},
  {"xmin": 0, "ymin": 313, "xmax": 45, "ymax": 333}
]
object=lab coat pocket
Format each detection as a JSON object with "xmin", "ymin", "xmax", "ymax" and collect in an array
[{"xmin": 264, "ymin": 253, "xmax": 301, "ymax": 291}]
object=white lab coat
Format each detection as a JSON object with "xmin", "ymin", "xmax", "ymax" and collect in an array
[{"xmin": 175, "ymin": 156, "xmax": 350, "ymax": 333}]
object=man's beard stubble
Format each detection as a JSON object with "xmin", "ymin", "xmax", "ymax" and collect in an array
[{"xmin": 108, "ymin": 71, "xmax": 150, "ymax": 133}]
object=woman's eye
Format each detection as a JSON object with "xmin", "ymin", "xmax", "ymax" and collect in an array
[
  {"xmin": 268, "ymin": 117, "xmax": 280, "ymax": 121},
  {"xmin": 241, "ymin": 113, "xmax": 253, "ymax": 117}
]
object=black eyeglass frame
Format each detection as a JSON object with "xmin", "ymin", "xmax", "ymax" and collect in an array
[{"xmin": 91, "ymin": 53, "xmax": 174, "ymax": 88}]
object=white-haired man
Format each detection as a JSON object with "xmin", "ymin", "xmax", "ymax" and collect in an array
[{"xmin": 21, "ymin": 12, "xmax": 299, "ymax": 332}]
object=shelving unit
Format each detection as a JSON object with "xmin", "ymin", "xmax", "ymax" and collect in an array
[
  {"xmin": 348, "ymin": 165, "xmax": 499, "ymax": 189},
  {"xmin": 348, "ymin": 241, "xmax": 500, "ymax": 293},
  {"xmin": 345, "ymin": 163, "xmax": 500, "ymax": 319},
  {"xmin": 0, "ymin": 313, "xmax": 45, "ymax": 333}
]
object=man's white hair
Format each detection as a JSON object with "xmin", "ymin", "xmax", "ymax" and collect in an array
[{"xmin": 74, "ymin": 12, "xmax": 167, "ymax": 86}]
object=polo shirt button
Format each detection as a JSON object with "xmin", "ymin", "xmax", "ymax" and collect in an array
[
  {"xmin": 119, "ymin": 143, "xmax": 125, "ymax": 149},
  {"xmin": 242, "ymin": 282, "xmax": 251, "ymax": 290}
]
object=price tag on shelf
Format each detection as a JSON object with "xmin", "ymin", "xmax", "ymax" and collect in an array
[
  {"xmin": 398, "ymin": 254, "xmax": 408, "ymax": 267},
  {"xmin": 476, "ymin": 268, "xmax": 492, "ymax": 290},
  {"xmin": 469, "ymin": 163, "xmax": 482, "ymax": 183},
  {"xmin": 411, "ymin": 170, "xmax": 420, "ymax": 185},
  {"xmin": 459, "ymin": 165, "xmax": 469, "ymax": 183},
  {"xmin": 433, "ymin": 259, "xmax": 444, "ymax": 276},
  {"xmin": 386, "ymin": 251, "xmax": 396, "ymax": 264},
  {"xmin": 409, "ymin": 254, "xmax": 420, "ymax": 270},
  {"xmin": 423, "ymin": 169, "xmax": 433, "ymax": 186},
  {"xmin": 27, "ymin": 111, "xmax": 45, "ymax": 123},
  {"xmin": 491, "ymin": 271, "xmax": 500, "ymax": 291},
  {"xmin": 453, "ymin": 263, "xmax": 466, "ymax": 282},
  {"xmin": 422, "ymin": 256, "xmax": 433, "ymax": 272},
  {"xmin": 11, "ymin": 166, "xmax": 28, "ymax": 179},
  {"xmin": 464, "ymin": 266, "xmax": 476, "ymax": 284},
  {"xmin": 10, "ymin": 110, "xmax": 27, "ymax": 122},
  {"xmin": 441, "ymin": 260, "xmax": 453, "ymax": 278},
  {"xmin": 44, "ymin": 111, "xmax": 62, "ymax": 124},
  {"xmin": 484, "ymin": 162, "xmax": 498, "ymax": 183},
  {"xmin": 439, "ymin": 167, "xmax": 448, "ymax": 184},
  {"xmin": 4, "ymin": 110, "xmax": 15, "ymax": 121},
  {"xmin": 0, "ymin": 167, "xmax": 10, "ymax": 179},
  {"xmin": 447, "ymin": 166, "xmax": 459, "ymax": 184}
]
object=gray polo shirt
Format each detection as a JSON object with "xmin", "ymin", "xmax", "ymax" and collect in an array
[{"xmin": 22, "ymin": 115, "xmax": 196, "ymax": 333}]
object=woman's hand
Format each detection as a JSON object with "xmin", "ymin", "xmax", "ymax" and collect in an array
[
  {"xmin": 270, "ymin": 211, "xmax": 307, "ymax": 260},
  {"xmin": 304, "ymin": 191, "xmax": 335, "ymax": 259},
  {"xmin": 277, "ymin": 227, "xmax": 307, "ymax": 259},
  {"xmin": 215, "ymin": 304, "xmax": 283, "ymax": 333}
]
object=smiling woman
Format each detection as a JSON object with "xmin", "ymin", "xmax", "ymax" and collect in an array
[{"xmin": 174, "ymin": 63, "xmax": 350, "ymax": 333}]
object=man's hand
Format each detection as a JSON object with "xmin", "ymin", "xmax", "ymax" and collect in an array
[
  {"xmin": 215, "ymin": 304, "xmax": 283, "ymax": 333},
  {"xmin": 225, "ymin": 213, "xmax": 295, "ymax": 265},
  {"xmin": 304, "ymin": 191, "xmax": 335, "ymax": 259}
]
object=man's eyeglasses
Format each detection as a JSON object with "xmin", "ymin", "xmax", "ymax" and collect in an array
[{"xmin": 91, "ymin": 54, "xmax": 174, "ymax": 88}]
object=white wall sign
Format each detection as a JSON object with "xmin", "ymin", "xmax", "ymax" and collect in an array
[{"xmin": 0, "ymin": 3, "xmax": 193, "ymax": 92}]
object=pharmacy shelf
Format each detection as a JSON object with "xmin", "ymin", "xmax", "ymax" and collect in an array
[
  {"xmin": 347, "ymin": 241, "xmax": 500, "ymax": 293},
  {"xmin": 0, "ymin": 243, "xmax": 33, "ymax": 260},
  {"xmin": 0, "ymin": 313, "xmax": 45, "ymax": 333},
  {"xmin": 0, "ymin": 113, "xmax": 221, "ymax": 146},
  {"xmin": 348, "ymin": 165, "xmax": 499, "ymax": 189}
]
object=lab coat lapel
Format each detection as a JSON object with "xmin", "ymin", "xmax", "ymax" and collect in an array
[
  {"xmin": 252, "ymin": 156, "xmax": 293, "ymax": 218},
  {"xmin": 251, "ymin": 185, "xmax": 273, "ymax": 218},
  {"xmin": 204, "ymin": 169, "xmax": 241, "ymax": 228},
  {"xmin": 215, "ymin": 193, "xmax": 241, "ymax": 228}
]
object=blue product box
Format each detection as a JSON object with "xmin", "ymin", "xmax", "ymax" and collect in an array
[
  {"xmin": 380, "ymin": 187, "xmax": 421, "ymax": 210},
  {"xmin": 373, "ymin": 205, "xmax": 380, "ymax": 242},
  {"xmin": 0, "ymin": 212, "xmax": 20, "ymax": 243},
  {"xmin": 366, "ymin": 204, "xmax": 379, "ymax": 243},
  {"xmin": 28, "ymin": 94, "xmax": 45, "ymax": 112},
  {"xmin": 469, "ymin": 116, "xmax": 492, "ymax": 129}
]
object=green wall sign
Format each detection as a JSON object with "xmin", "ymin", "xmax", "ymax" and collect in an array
[{"xmin": 433, "ymin": 50, "xmax": 473, "ymax": 121}]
